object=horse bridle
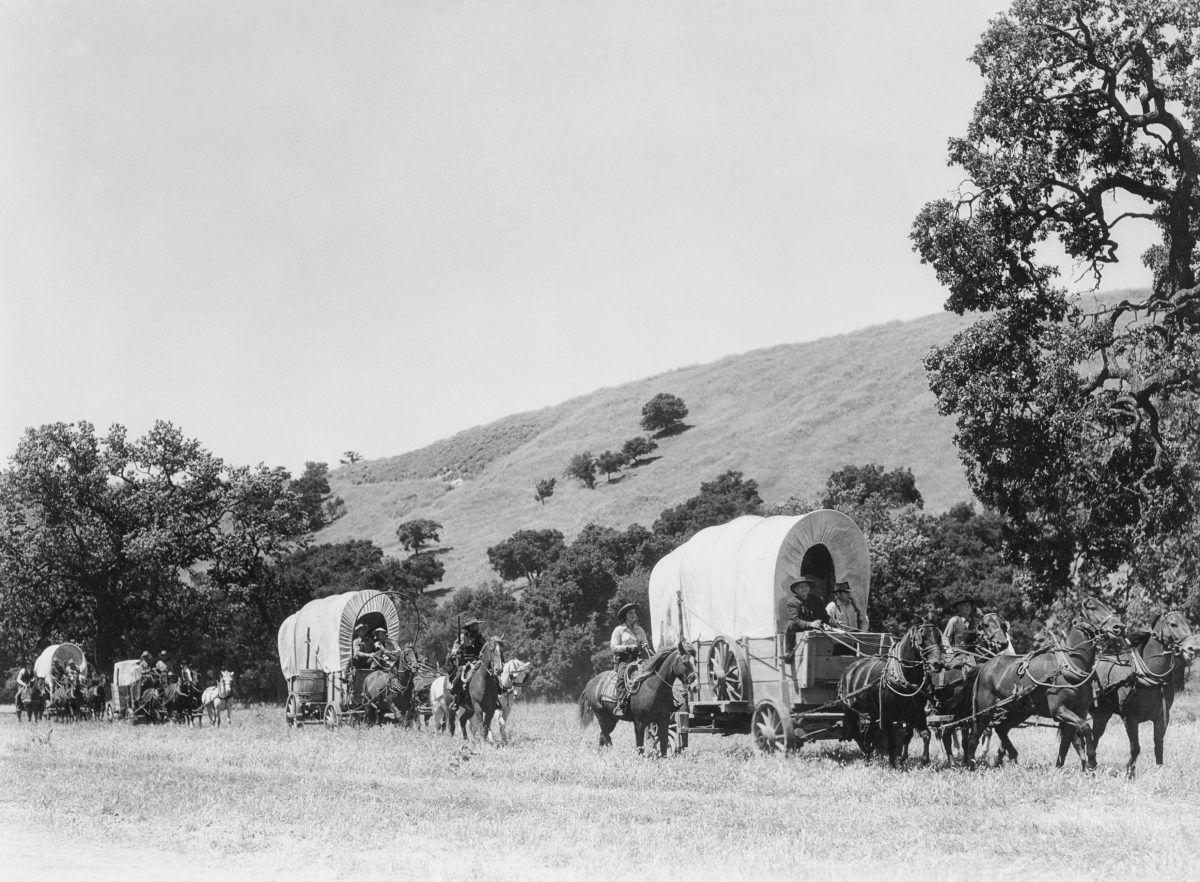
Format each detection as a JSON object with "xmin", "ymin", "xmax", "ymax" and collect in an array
[{"xmin": 884, "ymin": 624, "xmax": 944, "ymax": 696}]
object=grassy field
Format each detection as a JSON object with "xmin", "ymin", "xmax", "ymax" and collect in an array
[{"xmin": 3, "ymin": 691, "xmax": 1199, "ymax": 882}]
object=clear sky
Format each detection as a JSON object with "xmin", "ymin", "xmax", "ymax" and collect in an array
[{"xmin": 0, "ymin": 1, "xmax": 1155, "ymax": 475}]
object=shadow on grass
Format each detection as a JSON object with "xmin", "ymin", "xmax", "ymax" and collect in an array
[
  {"xmin": 627, "ymin": 456, "xmax": 662, "ymax": 468},
  {"xmin": 652, "ymin": 423, "xmax": 693, "ymax": 440},
  {"xmin": 602, "ymin": 475, "xmax": 626, "ymax": 485}
]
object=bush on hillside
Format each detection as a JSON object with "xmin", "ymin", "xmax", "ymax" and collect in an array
[{"xmin": 640, "ymin": 393, "xmax": 690, "ymax": 435}]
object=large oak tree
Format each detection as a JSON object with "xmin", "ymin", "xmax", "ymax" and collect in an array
[{"xmin": 912, "ymin": 0, "xmax": 1200, "ymax": 609}]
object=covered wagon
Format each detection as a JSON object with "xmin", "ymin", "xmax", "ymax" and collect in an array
[
  {"xmin": 109, "ymin": 659, "xmax": 147, "ymax": 721},
  {"xmin": 648, "ymin": 509, "xmax": 892, "ymax": 752},
  {"xmin": 277, "ymin": 589, "xmax": 405, "ymax": 727},
  {"xmin": 34, "ymin": 642, "xmax": 88, "ymax": 682}
]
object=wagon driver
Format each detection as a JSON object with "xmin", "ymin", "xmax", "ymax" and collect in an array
[
  {"xmin": 826, "ymin": 581, "xmax": 869, "ymax": 631},
  {"xmin": 370, "ymin": 627, "xmax": 397, "ymax": 670},
  {"xmin": 350, "ymin": 624, "xmax": 375, "ymax": 670},
  {"xmin": 610, "ymin": 602, "xmax": 650, "ymax": 716},
  {"xmin": 784, "ymin": 576, "xmax": 831, "ymax": 662},
  {"xmin": 943, "ymin": 596, "xmax": 976, "ymax": 651}
]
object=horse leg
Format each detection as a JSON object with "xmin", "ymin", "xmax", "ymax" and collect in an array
[
  {"xmin": 993, "ymin": 724, "xmax": 1018, "ymax": 766},
  {"xmin": 1091, "ymin": 708, "xmax": 1111, "ymax": 756},
  {"xmin": 1124, "ymin": 716, "xmax": 1142, "ymax": 778},
  {"xmin": 1152, "ymin": 713, "xmax": 1166, "ymax": 766},
  {"xmin": 634, "ymin": 721, "xmax": 646, "ymax": 756},
  {"xmin": 598, "ymin": 710, "xmax": 617, "ymax": 748},
  {"xmin": 1053, "ymin": 707, "xmax": 1092, "ymax": 770},
  {"xmin": 657, "ymin": 719, "xmax": 670, "ymax": 757}
]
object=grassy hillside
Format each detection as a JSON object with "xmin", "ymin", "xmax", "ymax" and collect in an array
[{"xmin": 317, "ymin": 309, "xmax": 986, "ymax": 589}]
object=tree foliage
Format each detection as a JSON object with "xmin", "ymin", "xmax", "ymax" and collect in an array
[
  {"xmin": 639, "ymin": 393, "xmax": 690, "ymax": 434},
  {"xmin": 565, "ymin": 451, "xmax": 598, "ymax": 489},
  {"xmin": 534, "ymin": 477, "xmax": 557, "ymax": 505},
  {"xmin": 622, "ymin": 436, "xmax": 658, "ymax": 465},
  {"xmin": 290, "ymin": 461, "xmax": 344, "ymax": 532},
  {"xmin": 820, "ymin": 463, "xmax": 923, "ymax": 511},
  {"xmin": 911, "ymin": 0, "xmax": 1200, "ymax": 603},
  {"xmin": 595, "ymin": 450, "xmax": 628, "ymax": 483},
  {"xmin": 652, "ymin": 470, "xmax": 763, "ymax": 545},
  {"xmin": 0, "ymin": 421, "xmax": 308, "ymax": 666},
  {"xmin": 486, "ymin": 529, "xmax": 567, "ymax": 587},
  {"xmin": 395, "ymin": 519, "xmax": 442, "ymax": 554}
]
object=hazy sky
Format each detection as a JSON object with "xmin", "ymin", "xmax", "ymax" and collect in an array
[{"xmin": 0, "ymin": 1, "xmax": 1156, "ymax": 475}]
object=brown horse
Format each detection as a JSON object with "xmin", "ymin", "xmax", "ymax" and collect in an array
[
  {"xmin": 48, "ymin": 677, "xmax": 83, "ymax": 722},
  {"xmin": 838, "ymin": 622, "xmax": 946, "ymax": 767},
  {"xmin": 932, "ymin": 611, "xmax": 1013, "ymax": 762},
  {"xmin": 1092, "ymin": 610, "xmax": 1193, "ymax": 777},
  {"xmin": 965, "ymin": 595, "xmax": 1125, "ymax": 771},
  {"xmin": 578, "ymin": 641, "xmax": 696, "ymax": 756},
  {"xmin": 450, "ymin": 638, "xmax": 503, "ymax": 741},
  {"xmin": 16, "ymin": 677, "xmax": 50, "ymax": 723},
  {"xmin": 361, "ymin": 659, "xmax": 417, "ymax": 726}
]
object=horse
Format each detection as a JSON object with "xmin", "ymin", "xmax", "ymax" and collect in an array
[
  {"xmin": 162, "ymin": 669, "xmax": 203, "ymax": 725},
  {"xmin": 48, "ymin": 676, "xmax": 83, "ymax": 723},
  {"xmin": 964, "ymin": 595, "xmax": 1125, "ymax": 771},
  {"xmin": 838, "ymin": 622, "xmax": 946, "ymax": 767},
  {"xmin": 16, "ymin": 677, "xmax": 49, "ymax": 723},
  {"xmin": 80, "ymin": 673, "xmax": 108, "ymax": 721},
  {"xmin": 1092, "ymin": 610, "xmax": 1193, "ymax": 778},
  {"xmin": 493, "ymin": 658, "xmax": 531, "ymax": 745},
  {"xmin": 932, "ymin": 611, "xmax": 1013, "ymax": 762},
  {"xmin": 429, "ymin": 675, "xmax": 450, "ymax": 732},
  {"xmin": 578, "ymin": 641, "xmax": 696, "ymax": 757},
  {"xmin": 200, "ymin": 670, "xmax": 235, "ymax": 727},
  {"xmin": 361, "ymin": 656, "xmax": 416, "ymax": 726},
  {"xmin": 449, "ymin": 638, "xmax": 504, "ymax": 741}
]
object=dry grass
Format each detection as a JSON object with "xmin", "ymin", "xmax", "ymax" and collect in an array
[
  {"xmin": 3, "ymin": 689, "xmax": 1199, "ymax": 881},
  {"xmin": 319, "ymin": 310, "xmax": 983, "ymax": 588}
]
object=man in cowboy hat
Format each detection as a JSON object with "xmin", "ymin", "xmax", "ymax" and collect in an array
[
  {"xmin": 943, "ymin": 595, "xmax": 976, "ymax": 650},
  {"xmin": 447, "ymin": 618, "xmax": 486, "ymax": 706},
  {"xmin": 610, "ymin": 602, "xmax": 650, "ymax": 716},
  {"xmin": 369, "ymin": 626, "xmax": 398, "ymax": 670},
  {"xmin": 155, "ymin": 650, "xmax": 172, "ymax": 677},
  {"xmin": 351, "ymin": 623, "xmax": 375, "ymax": 670},
  {"xmin": 825, "ymin": 581, "xmax": 869, "ymax": 631},
  {"xmin": 784, "ymin": 576, "xmax": 831, "ymax": 662}
]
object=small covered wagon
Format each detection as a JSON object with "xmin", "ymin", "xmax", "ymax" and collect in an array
[
  {"xmin": 648, "ymin": 510, "xmax": 893, "ymax": 753},
  {"xmin": 35, "ymin": 642, "xmax": 89, "ymax": 683},
  {"xmin": 277, "ymin": 589, "xmax": 406, "ymax": 727},
  {"xmin": 35, "ymin": 642, "xmax": 89, "ymax": 721}
]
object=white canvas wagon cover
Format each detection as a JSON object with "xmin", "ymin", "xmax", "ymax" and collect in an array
[
  {"xmin": 648, "ymin": 510, "xmax": 870, "ymax": 647},
  {"xmin": 277, "ymin": 590, "xmax": 402, "ymax": 681},
  {"xmin": 34, "ymin": 643, "xmax": 88, "ymax": 679}
]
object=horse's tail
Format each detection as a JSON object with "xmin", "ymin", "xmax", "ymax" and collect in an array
[{"xmin": 578, "ymin": 689, "xmax": 594, "ymax": 729}]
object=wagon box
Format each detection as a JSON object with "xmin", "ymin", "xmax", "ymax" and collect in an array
[{"xmin": 648, "ymin": 509, "xmax": 894, "ymax": 753}]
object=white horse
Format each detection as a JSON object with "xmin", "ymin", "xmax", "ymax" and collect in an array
[
  {"xmin": 492, "ymin": 658, "xmax": 531, "ymax": 745},
  {"xmin": 200, "ymin": 670, "xmax": 234, "ymax": 727}
]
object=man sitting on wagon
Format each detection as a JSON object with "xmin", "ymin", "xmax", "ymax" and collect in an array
[
  {"xmin": 351, "ymin": 624, "xmax": 375, "ymax": 669},
  {"xmin": 369, "ymin": 627, "xmax": 398, "ymax": 670},
  {"xmin": 156, "ymin": 650, "xmax": 173, "ymax": 680},
  {"xmin": 826, "ymin": 581, "xmax": 869, "ymax": 631},
  {"xmin": 943, "ymin": 596, "xmax": 977, "ymax": 652},
  {"xmin": 784, "ymin": 575, "xmax": 831, "ymax": 663},
  {"xmin": 447, "ymin": 618, "xmax": 486, "ymax": 707},
  {"xmin": 610, "ymin": 602, "xmax": 650, "ymax": 717},
  {"xmin": 137, "ymin": 651, "xmax": 160, "ymax": 690}
]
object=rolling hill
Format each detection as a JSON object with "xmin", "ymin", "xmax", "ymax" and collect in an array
[{"xmin": 316, "ymin": 308, "xmax": 985, "ymax": 589}]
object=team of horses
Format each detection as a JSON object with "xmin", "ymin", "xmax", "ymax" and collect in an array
[
  {"xmin": 575, "ymin": 597, "xmax": 1199, "ymax": 774},
  {"xmin": 15, "ymin": 667, "xmax": 237, "ymax": 727}
]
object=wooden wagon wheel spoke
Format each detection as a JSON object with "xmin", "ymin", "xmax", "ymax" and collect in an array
[
  {"xmin": 708, "ymin": 638, "xmax": 744, "ymax": 702},
  {"xmin": 285, "ymin": 694, "xmax": 299, "ymax": 727},
  {"xmin": 751, "ymin": 701, "xmax": 793, "ymax": 754}
]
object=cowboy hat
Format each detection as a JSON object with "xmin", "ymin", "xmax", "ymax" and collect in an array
[
  {"xmin": 462, "ymin": 618, "xmax": 482, "ymax": 628},
  {"xmin": 616, "ymin": 602, "xmax": 639, "ymax": 622},
  {"xmin": 159, "ymin": 650, "xmax": 169, "ymax": 658},
  {"xmin": 788, "ymin": 575, "xmax": 818, "ymax": 591},
  {"xmin": 353, "ymin": 623, "xmax": 367, "ymax": 633},
  {"xmin": 140, "ymin": 651, "xmax": 151, "ymax": 660},
  {"xmin": 951, "ymin": 595, "xmax": 974, "ymax": 608},
  {"xmin": 373, "ymin": 627, "xmax": 387, "ymax": 635},
  {"xmin": 834, "ymin": 581, "xmax": 852, "ymax": 593}
]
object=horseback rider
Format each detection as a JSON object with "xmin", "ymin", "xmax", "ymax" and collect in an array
[
  {"xmin": 16, "ymin": 660, "xmax": 35, "ymax": 691},
  {"xmin": 447, "ymin": 618, "xmax": 486, "ymax": 705},
  {"xmin": 610, "ymin": 602, "xmax": 650, "ymax": 716},
  {"xmin": 825, "ymin": 581, "xmax": 869, "ymax": 631}
]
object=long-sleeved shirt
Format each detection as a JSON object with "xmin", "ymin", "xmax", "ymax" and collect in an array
[
  {"xmin": 825, "ymin": 597, "xmax": 868, "ymax": 630},
  {"xmin": 610, "ymin": 623, "xmax": 649, "ymax": 658}
]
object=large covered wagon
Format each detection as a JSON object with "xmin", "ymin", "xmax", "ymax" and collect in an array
[
  {"xmin": 277, "ymin": 589, "xmax": 405, "ymax": 727},
  {"xmin": 648, "ymin": 509, "xmax": 893, "ymax": 753}
]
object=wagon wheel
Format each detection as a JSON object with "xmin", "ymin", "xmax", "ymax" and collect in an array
[
  {"xmin": 285, "ymin": 694, "xmax": 300, "ymax": 727},
  {"xmin": 708, "ymin": 637, "xmax": 747, "ymax": 702},
  {"xmin": 645, "ymin": 720, "xmax": 679, "ymax": 754},
  {"xmin": 104, "ymin": 701, "xmax": 115, "ymax": 723},
  {"xmin": 751, "ymin": 700, "xmax": 794, "ymax": 754},
  {"xmin": 323, "ymin": 703, "xmax": 340, "ymax": 729}
]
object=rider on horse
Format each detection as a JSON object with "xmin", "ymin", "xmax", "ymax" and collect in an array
[
  {"xmin": 447, "ymin": 618, "xmax": 486, "ymax": 707},
  {"xmin": 16, "ymin": 660, "xmax": 34, "ymax": 691},
  {"xmin": 610, "ymin": 603, "xmax": 650, "ymax": 717}
]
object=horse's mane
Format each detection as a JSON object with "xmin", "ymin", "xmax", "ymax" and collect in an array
[{"xmin": 639, "ymin": 646, "xmax": 679, "ymax": 675}]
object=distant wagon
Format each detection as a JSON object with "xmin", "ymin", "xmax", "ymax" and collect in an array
[
  {"xmin": 277, "ymin": 589, "xmax": 406, "ymax": 727},
  {"xmin": 34, "ymin": 642, "xmax": 88, "ymax": 682},
  {"xmin": 648, "ymin": 509, "xmax": 893, "ymax": 753}
]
